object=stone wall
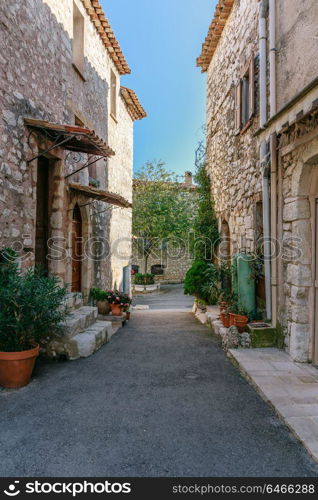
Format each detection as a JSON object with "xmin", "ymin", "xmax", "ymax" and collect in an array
[
  {"xmin": 276, "ymin": 0, "xmax": 318, "ymax": 109},
  {"xmin": 107, "ymin": 92, "xmax": 134, "ymax": 291},
  {"xmin": 132, "ymin": 245, "xmax": 193, "ymax": 284},
  {"xmin": 205, "ymin": 0, "xmax": 262, "ymax": 256},
  {"xmin": 277, "ymin": 118, "xmax": 318, "ymax": 362},
  {"xmin": 0, "ymin": 0, "xmax": 134, "ymax": 298}
]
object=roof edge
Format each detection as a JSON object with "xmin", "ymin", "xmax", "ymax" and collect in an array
[
  {"xmin": 196, "ymin": 0, "xmax": 235, "ymax": 73},
  {"xmin": 81, "ymin": 0, "xmax": 131, "ymax": 75},
  {"xmin": 120, "ymin": 87, "xmax": 147, "ymax": 121}
]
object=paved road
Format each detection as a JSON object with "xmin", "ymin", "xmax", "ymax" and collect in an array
[
  {"xmin": 1, "ymin": 287, "xmax": 318, "ymax": 476},
  {"xmin": 133, "ymin": 283, "xmax": 194, "ymax": 310}
]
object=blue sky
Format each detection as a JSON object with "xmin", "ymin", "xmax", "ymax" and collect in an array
[{"xmin": 101, "ymin": 0, "xmax": 216, "ymax": 178}]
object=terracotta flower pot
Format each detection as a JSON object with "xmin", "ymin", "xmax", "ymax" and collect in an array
[
  {"xmin": 234, "ymin": 315, "xmax": 249, "ymax": 333},
  {"xmin": 219, "ymin": 301, "xmax": 228, "ymax": 313},
  {"xmin": 97, "ymin": 300, "xmax": 111, "ymax": 315},
  {"xmin": 111, "ymin": 303, "xmax": 123, "ymax": 316},
  {"xmin": 229, "ymin": 313, "xmax": 236, "ymax": 326},
  {"xmin": 220, "ymin": 312, "xmax": 230, "ymax": 328},
  {"xmin": 0, "ymin": 344, "xmax": 39, "ymax": 389}
]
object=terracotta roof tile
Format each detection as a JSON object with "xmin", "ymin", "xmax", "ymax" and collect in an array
[
  {"xmin": 197, "ymin": 0, "xmax": 235, "ymax": 73},
  {"xmin": 120, "ymin": 87, "xmax": 147, "ymax": 121},
  {"xmin": 81, "ymin": 0, "xmax": 131, "ymax": 75}
]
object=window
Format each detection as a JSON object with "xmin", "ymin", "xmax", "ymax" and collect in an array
[
  {"xmin": 151, "ymin": 264, "xmax": 165, "ymax": 276},
  {"xmin": 234, "ymin": 57, "xmax": 255, "ymax": 134},
  {"xmin": 110, "ymin": 69, "xmax": 117, "ymax": 119},
  {"xmin": 73, "ymin": 2, "xmax": 85, "ymax": 76}
]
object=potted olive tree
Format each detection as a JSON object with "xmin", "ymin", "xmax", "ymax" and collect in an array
[{"xmin": 0, "ymin": 251, "xmax": 68, "ymax": 388}]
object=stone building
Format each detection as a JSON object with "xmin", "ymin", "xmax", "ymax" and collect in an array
[
  {"xmin": 0, "ymin": 0, "xmax": 146, "ymax": 299},
  {"xmin": 0, "ymin": 0, "xmax": 146, "ymax": 359},
  {"xmin": 132, "ymin": 172, "xmax": 196, "ymax": 283},
  {"xmin": 197, "ymin": 0, "xmax": 318, "ymax": 363}
]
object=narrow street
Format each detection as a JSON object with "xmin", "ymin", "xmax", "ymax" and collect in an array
[{"xmin": 1, "ymin": 286, "xmax": 317, "ymax": 477}]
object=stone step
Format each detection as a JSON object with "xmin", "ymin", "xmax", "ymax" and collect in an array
[
  {"xmin": 44, "ymin": 320, "xmax": 113, "ymax": 360},
  {"xmin": 68, "ymin": 321, "xmax": 113, "ymax": 360},
  {"xmin": 63, "ymin": 292, "xmax": 83, "ymax": 311},
  {"xmin": 58, "ymin": 306, "xmax": 98, "ymax": 338}
]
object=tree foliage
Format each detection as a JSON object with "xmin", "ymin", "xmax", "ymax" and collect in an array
[
  {"xmin": 132, "ymin": 161, "xmax": 194, "ymax": 272},
  {"xmin": 191, "ymin": 161, "xmax": 219, "ymax": 261}
]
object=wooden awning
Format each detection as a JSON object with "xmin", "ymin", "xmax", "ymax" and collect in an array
[
  {"xmin": 69, "ymin": 183, "xmax": 132, "ymax": 209},
  {"xmin": 25, "ymin": 118, "xmax": 115, "ymax": 157}
]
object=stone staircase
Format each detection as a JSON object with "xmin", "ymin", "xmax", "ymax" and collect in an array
[{"xmin": 44, "ymin": 293, "xmax": 114, "ymax": 361}]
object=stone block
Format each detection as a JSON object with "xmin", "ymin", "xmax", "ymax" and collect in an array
[
  {"xmin": 289, "ymin": 323, "xmax": 310, "ymax": 362},
  {"xmin": 247, "ymin": 324, "xmax": 277, "ymax": 348},
  {"xmin": 287, "ymin": 264, "xmax": 312, "ymax": 286},
  {"xmin": 283, "ymin": 199, "xmax": 310, "ymax": 222}
]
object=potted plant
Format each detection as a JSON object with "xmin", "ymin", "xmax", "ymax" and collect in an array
[
  {"xmin": 233, "ymin": 304, "xmax": 249, "ymax": 333},
  {"xmin": 0, "ymin": 254, "xmax": 68, "ymax": 388},
  {"xmin": 108, "ymin": 290, "xmax": 132, "ymax": 316},
  {"xmin": 91, "ymin": 288, "xmax": 111, "ymax": 315},
  {"xmin": 228, "ymin": 298, "xmax": 249, "ymax": 332},
  {"xmin": 220, "ymin": 311, "xmax": 230, "ymax": 328}
]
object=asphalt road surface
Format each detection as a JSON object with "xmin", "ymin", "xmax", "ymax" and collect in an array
[{"xmin": 1, "ymin": 286, "xmax": 317, "ymax": 476}]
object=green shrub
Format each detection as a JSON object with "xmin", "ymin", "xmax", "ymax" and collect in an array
[
  {"xmin": 133, "ymin": 273, "xmax": 155, "ymax": 285},
  {"xmin": 184, "ymin": 260, "xmax": 221, "ymax": 304},
  {"xmin": 0, "ymin": 264, "xmax": 68, "ymax": 352},
  {"xmin": 90, "ymin": 288, "xmax": 112, "ymax": 302}
]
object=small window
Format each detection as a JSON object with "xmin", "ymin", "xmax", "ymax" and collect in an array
[
  {"xmin": 73, "ymin": 2, "xmax": 85, "ymax": 76},
  {"xmin": 110, "ymin": 69, "xmax": 117, "ymax": 118},
  {"xmin": 234, "ymin": 57, "xmax": 255, "ymax": 134},
  {"xmin": 151, "ymin": 264, "xmax": 165, "ymax": 276}
]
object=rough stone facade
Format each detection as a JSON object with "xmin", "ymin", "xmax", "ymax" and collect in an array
[
  {"xmin": 0, "ymin": 0, "xmax": 145, "ymax": 299},
  {"xmin": 199, "ymin": 0, "xmax": 318, "ymax": 363},
  {"xmin": 205, "ymin": 0, "xmax": 262, "ymax": 257}
]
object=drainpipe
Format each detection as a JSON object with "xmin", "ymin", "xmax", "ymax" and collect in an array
[
  {"xmin": 259, "ymin": 0, "xmax": 268, "ymax": 128},
  {"xmin": 270, "ymin": 133, "xmax": 277, "ymax": 326},
  {"xmin": 269, "ymin": 0, "xmax": 277, "ymax": 117},
  {"xmin": 269, "ymin": 0, "xmax": 277, "ymax": 325},
  {"xmin": 261, "ymin": 143, "xmax": 272, "ymax": 321},
  {"xmin": 259, "ymin": 0, "xmax": 272, "ymax": 320}
]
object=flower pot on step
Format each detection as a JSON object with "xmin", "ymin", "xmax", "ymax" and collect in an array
[
  {"xmin": 234, "ymin": 315, "xmax": 249, "ymax": 333},
  {"xmin": 111, "ymin": 303, "xmax": 124, "ymax": 316},
  {"xmin": 97, "ymin": 300, "xmax": 111, "ymax": 315},
  {"xmin": 229, "ymin": 313, "xmax": 236, "ymax": 327},
  {"xmin": 220, "ymin": 312, "xmax": 230, "ymax": 328},
  {"xmin": 0, "ymin": 344, "xmax": 39, "ymax": 389}
]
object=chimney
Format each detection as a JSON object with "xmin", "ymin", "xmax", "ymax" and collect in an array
[{"xmin": 184, "ymin": 171, "xmax": 193, "ymax": 186}]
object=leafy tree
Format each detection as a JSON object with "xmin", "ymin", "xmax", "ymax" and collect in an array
[
  {"xmin": 191, "ymin": 160, "xmax": 219, "ymax": 261},
  {"xmin": 133, "ymin": 161, "xmax": 194, "ymax": 273}
]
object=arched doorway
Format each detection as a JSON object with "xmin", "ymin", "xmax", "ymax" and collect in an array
[{"xmin": 71, "ymin": 204, "xmax": 82, "ymax": 292}]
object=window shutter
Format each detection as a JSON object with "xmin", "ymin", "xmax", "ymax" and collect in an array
[
  {"xmin": 249, "ymin": 57, "xmax": 255, "ymax": 119},
  {"xmin": 234, "ymin": 82, "xmax": 242, "ymax": 134}
]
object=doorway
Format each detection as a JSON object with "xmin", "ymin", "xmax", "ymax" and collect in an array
[
  {"xmin": 35, "ymin": 157, "xmax": 50, "ymax": 272},
  {"xmin": 71, "ymin": 204, "xmax": 82, "ymax": 292}
]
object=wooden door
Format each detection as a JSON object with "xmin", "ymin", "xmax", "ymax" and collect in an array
[
  {"xmin": 35, "ymin": 157, "xmax": 49, "ymax": 272},
  {"xmin": 71, "ymin": 204, "xmax": 82, "ymax": 292}
]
